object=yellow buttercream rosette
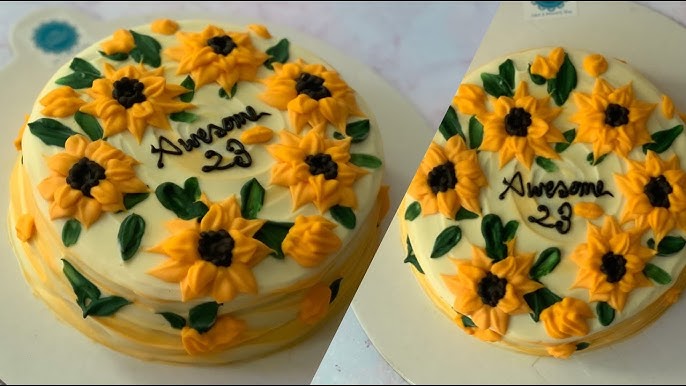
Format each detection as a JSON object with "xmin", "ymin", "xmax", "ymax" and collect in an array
[
  {"xmin": 181, "ymin": 315, "xmax": 246, "ymax": 356},
  {"xmin": 298, "ymin": 283, "xmax": 332, "ymax": 325},
  {"xmin": 282, "ymin": 215, "xmax": 342, "ymax": 267},
  {"xmin": 540, "ymin": 297, "xmax": 593, "ymax": 339}
]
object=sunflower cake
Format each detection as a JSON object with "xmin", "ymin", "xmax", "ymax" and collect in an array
[
  {"xmin": 400, "ymin": 47, "xmax": 686, "ymax": 358},
  {"xmin": 8, "ymin": 19, "xmax": 388, "ymax": 364}
]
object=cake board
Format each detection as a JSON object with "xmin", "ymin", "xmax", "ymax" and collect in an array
[
  {"xmin": 352, "ymin": 2, "xmax": 686, "ymax": 384},
  {"xmin": 0, "ymin": 8, "xmax": 432, "ymax": 384}
]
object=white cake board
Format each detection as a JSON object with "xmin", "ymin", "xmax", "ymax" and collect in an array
[
  {"xmin": 0, "ymin": 8, "xmax": 432, "ymax": 385},
  {"xmin": 353, "ymin": 2, "xmax": 686, "ymax": 384}
]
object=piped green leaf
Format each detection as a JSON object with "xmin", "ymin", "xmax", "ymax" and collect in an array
[
  {"xmin": 117, "ymin": 213, "xmax": 145, "ymax": 261},
  {"xmin": 155, "ymin": 178, "xmax": 209, "ymax": 220},
  {"xmin": 158, "ymin": 312, "xmax": 187, "ymax": 330},
  {"xmin": 219, "ymin": 83, "xmax": 238, "ymax": 99},
  {"xmin": 597, "ymin": 301, "xmax": 615, "ymax": 326},
  {"xmin": 481, "ymin": 72, "xmax": 513, "ymax": 98},
  {"xmin": 498, "ymin": 59, "xmax": 515, "ymax": 90},
  {"xmin": 576, "ymin": 342, "xmax": 590, "ymax": 351},
  {"xmin": 461, "ymin": 315, "xmax": 476, "ymax": 328},
  {"xmin": 350, "ymin": 154, "xmax": 382, "ymax": 169},
  {"xmin": 179, "ymin": 76, "xmax": 195, "ymax": 103},
  {"xmin": 535, "ymin": 157, "xmax": 558, "ymax": 172},
  {"xmin": 170, "ymin": 111, "xmax": 198, "ymax": 123},
  {"xmin": 55, "ymin": 72, "xmax": 102, "ymax": 89},
  {"xmin": 430, "ymin": 226, "xmax": 461, "ymax": 258},
  {"xmin": 28, "ymin": 118, "xmax": 77, "ymax": 147},
  {"xmin": 62, "ymin": 219, "xmax": 82, "ymax": 247},
  {"xmin": 264, "ymin": 38, "xmax": 290, "ymax": 70},
  {"xmin": 528, "ymin": 63, "xmax": 546, "ymax": 85},
  {"xmin": 648, "ymin": 236, "xmax": 686, "ymax": 256},
  {"xmin": 586, "ymin": 152, "xmax": 608, "ymax": 166},
  {"xmin": 503, "ymin": 220, "xmax": 519, "ymax": 242},
  {"xmin": 254, "ymin": 221, "xmax": 293, "ymax": 259},
  {"xmin": 554, "ymin": 129, "xmax": 576, "ymax": 153},
  {"xmin": 129, "ymin": 30, "xmax": 162, "ymax": 67},
  {"xmin": 524, "ymin": 287, "xmax": 562, "ymax": 322},
  {"xmin": 438, "ymin": 106, "xmax": 465, "ymax": 142},
  {"xmin": 74, "ymin": 111, "xmax": 104, "ymax": 141},
  {"xmin": 346, "ymin": 120, "xmax": 370, "ymax": 143},
  {"xmin": 123, "ymin": 193, "xmax": 150, "ymax": 210},
  {"xmin": 403, "ymin": 237, "xmax": 424, "ymax": 274},
  {"xmin": 330, "ymin": 205, "xmax": 356, "ymax": 229},
  {"xmin": 62, "ymin": 259, "xmax": 101, "ymax": 311},
  {"xmin": 547, "ymin": 53, "xmax": 577, "ymax": 106},
  {"xmin": 84, "ymin": 296, "xmax": 131, "ymax": 317},
  {"xmin": 240, "ymin": 178, "xmax": 265, "ymax": 220},
  {"xmin": 455, "ymin": 207, "xmax": 479, "ymax": 221},
  {"xmin": 482, "ymin": 214, "xmax": 507, "ymax": 261},
  {"xmin": 643, "ymin": 263, "xmax": 671, "ymax": 284},
  {"xmin": 405, "ymin": 202, "xmax": 421, "ymax": 221},
  {"xmin": 329, "ymin": 278, "xmax": 343, "ymax": 303},
  {"xmin": 468, "ymin": 116, "xmax": 483, "ymax": 149},
  {"xmin": 529, "ymin": 247, "xmax": 561, "ymax": 281},
  {"xmin": 98, "ymin": 51, "xmax": 129, "ymax": 61},
  {"xmin": 188, "ymin": 301, "xmax": 220, "ymax": 334},
  {"xmin": 642, "ymin": 125, "xmax": 683, "ymax": 154}
]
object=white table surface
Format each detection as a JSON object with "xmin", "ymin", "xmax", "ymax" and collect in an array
[{"xmin": 1, "ymin": 1, "xmax": 684, "ymax": 385}]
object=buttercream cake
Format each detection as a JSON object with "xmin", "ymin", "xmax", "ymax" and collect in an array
[
  {"xmin": 8, "ymin": 19, "xmax": 388, "ymax": 364},
  {"xmin": 401, "ymin": 47, "xmax": 686, "ymax": 358}
]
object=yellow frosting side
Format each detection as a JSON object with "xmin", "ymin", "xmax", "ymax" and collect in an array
[
  {"xmin": 282, "ymin": 215, "xmax": 342, "ymax": 267},
  {"xmin": 100, "ymin": 29, "xmax": 135, "ymax": 55},
  {"xmin": 240, "ymin": 125, "xmax": 274, "ymax": 144},
  {"xmin": 151, "ymin": 19, "xmax": 179, "ymax": 35},
  {"xmin": 662, "ymin": 94, "xmax": 675, "ymax": 119},
  {"xmin": 573, "ymin": 202, "xmax": 604, "ymax": 219},
  {"xmin": 16, "ymin": 213, "xmax": 35, "ymax": 242},
  {"xmin": 376, "ymin": 184, "xmax": 390, "ymax": 225},
  {"xmin": 582, "ymin": 54, "xmax": 608, "ymax": 77},
  {"xmin": 248, "ymin": 24, "xmax": 272, "ymax": 39},
  {"xmin": 530, "ymin": 47, "xmax": 565, "ymax": 79}
]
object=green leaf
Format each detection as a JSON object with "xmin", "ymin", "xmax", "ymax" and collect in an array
[
  {"xmin": 28, "ymin": 118, "xmax": 77, "ymax": 147},
  {"xmin": 596, "ymin": 301, "xmax": 615, "ymax": 326},
  {"xmin": 576, "ymin": 342, "xmax": 590, "ymax": 351},
  {"xmin": 55, "ymin": 71, "xmax": 102, "ymax": 89},
  {"xmin": 404, "ymin": 202, "xmax": 421, "ymax": 221},
  {"xmin": 84, "ymin": 296, "xmax": 130, "ymax": 317},
  {"xmin": 179, "ymin": 76, "xmax": 195, "ymax": 103},
  {"xmin": 346, "ymin": 120, "xmax": 370, "ymax": 143},
  {"xmin": 430, "ymin": 225, "xmax": 462, "ymax": 258},
  {"xmin": 482, "ymin": 214, "xmax": 507, "ymax": 261},
  {"xmin": 535, "ymin": 157, "xmax": 558, "ymax": 172},
  {"xmin": 118, "ymin": 214, "xmax": 145, "ymax": 261},
  {"xmin": 62, "ymin": 259, "xmax": 101, "ymax": 311},
  {"xmin": 158, "ymin": 312, "xmax": 187, "ymax": 330},
  {"xmin": 547, "ymin": 53, "xmax": 577, "ymax": 106},
  {"xmin": 529, "ymin": 247, "xmax": 561, "ymax": 281},
  {"xmin": 642, "ymin": 125, "xmax": 683, "ymax": 154},
  {"xmin": 123, "ymin": 193, "xmax": 150, "ymax": 210},
  {"xmin": 230, "ymin": 83, "xmax": 238, "ymax": 98},
  {"xmin": 554, "ymin": 129, "xmax": 576, "ymax": 153},
  {"xmin": 170, "ymin": 111, "xmax": 198, "ymax": 123},
  {"xmin": 98, "ymin": 51, "xmax": 129, "ymax": 61},
  {"xmin": 480, "ymin": 72, "xmax": 513, "ymax": 98},
  {"xmin": 649, "ymin": 236, "xmax": 686, "ymax": 256},
  {"xmin": 586, "ymin": 152, "xmax": 608, "ymax": 166},
  {"xmin": 254, "ymin": 221, "xmax": 293, "ymax": 259},
  {"xmin": 503, "ymin": 220, "xmax": 519, "ymax": 241},
  {"xmin": 643, "ymin": 263, "xmax": 672, "ymax": 284},
  {"xmin": 468, "ymin": 116, "xmax": 483, "ymax": 149},
  {"xmin": 403, "ymin": 237, "xmax": 424, "ymax": 274},
  {"xmin": 329, "ymin": 278, "xmax": 343, "ymax": 303},
  {"xmin": 74, "ymin": 111, "xmax": 104, "ymax": 141},
  {"xmin": 438, "ymin": 106, "xmax": 465, "ymax": 142},
  {"xmin": 155, "ymin": 180, "xmax": 209, "ymax": 220},
  {"xmin": 184, "ymin": 177, "xmax": 201, "ymax": 201},
  {"xmin": 264, "ymin": 38, "xmax": 290, "ymax": 70},
  {"xmin": 330, "ymin": 205, "xmax": 356, "ymax": 229},
  {"xmin": 528, "ymin": 64, "xmax": 546, "ymax": 85},
  {"xmin": 498, "ymin": 59, "xmax": 515, "ymax": 90},
  {"xmin": 188, "ymin": 301, "xmax": 220, "ymax": 334},
  {"xmin": 455, "ymin": 207, "xmax": 479, "ymax": 221},
  {"xmin": 333, "ymin": 132, "xmax": 346, "ymax": 140},
  {"xmin": 524, "ymin": 287, "xmax": 562, "ymax": 322},
  {"xmin": 349, "ymin": 154, "xmax": 382, "ymax": 169},
  {"xmin": 70, "ymin": 57, "xmax": 101, "ymax": 77},
  {"xmin": 129, "ymin": 30, "xmax": 162, "ymax": 67},
  {"xmin": 240, "ymin": 178, "xmax": 265, "ymax": 219},
  {"xmin": 62, "ymin": 219, "xmax": 82, "ymax": 247},
  {"xmin": 461, "ymin": 315, "xmax": 476, "ymax": 328}
]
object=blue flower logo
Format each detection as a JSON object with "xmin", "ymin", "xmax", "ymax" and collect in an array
[
  {"xmin": 32, "ymin": 21, "xmax": 79, "ymax": 54},
  {"xmin": 532, "ymin": 1, "xmax": 565, "ymax": 12}
]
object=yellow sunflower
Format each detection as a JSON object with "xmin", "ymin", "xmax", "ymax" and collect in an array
[
  {"xmin": 148, "ymin": 196, "xmax": 272, "ymax": 302},
  {"xmin": 442, "ymin": 240, "xmax": 542, "ymax": 335},
  {"xmin": 570, "ymin": 78, "xmax": 655, "ymax": 159},
  {"xmin": 408, "ymin": 135, "xmax": 486, "ymax": 218},
  {"xmin": 479, "ymin": 81, "xmax": 564, "ymax": 169},
  {"xmin": 260, "ymin": 59, "xmax": 363, "ymax": 133},
  {"xmin": 165, "ymin": 25, "xmax": 268, "ymax": 92},
  {"xmin": 181, "ymin": 314, "xmax": 246, "ymax": 356},
  {"xmin": 615, "ymin": 151, "xmax": 686, "ymax": 242},
  {"xmin": 266, "ymin": 124, "xmax": 367, "ymax": 213},
  {"xmin": 570, "ymin": 216, "xmax": 654, "ymax": 311},
  {"xmin": 36, "ymin": 134, "xmax": 147, "ymax": 227},
  {"xmin": 80, "ymin": 63, "xmax": 193, "ymax": 142}
]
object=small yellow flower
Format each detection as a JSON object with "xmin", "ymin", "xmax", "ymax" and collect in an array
[
  {"xmin": 583, "ymin": 54, "xmax": 608, "ymax": 78},
  {"xmin": 408, "ymin": 135, "xmax": 486, "ymax": 218},
  {"xmin": 452, "ymin": 84, "xmax": 487, "ymax": 116},
  {"xmin": 80, "ymin": 63, "xmax": 193, "ymax": 142},
  {"xmin": 181, "ymin": 315, "xmax": 246, "ymax": 356},
  {"xmin": 479, "ymin": 81, "xmax": 564, "ymax": 169},
  {"xmin": 570, "ymin": 78, "xmax": 655, "ymax": 159},
  {"xmin": 573, "ymin": 202, "xmax": 604, "ymax": 219},
  {"xmin": 570, "ymin": 216, "xmax": 654, "ymax": 311},
  {"xmin": 615, "ymin": 151, "xmax": 686, "ymax": 242},
  {"xmin": 15, "ymin": 214, "xmax": 35, "ymax": 242},
  {"xmin": 282, "ymin": 215, "xmax": 342, "ymax": 267},
  {"xmin": 298, "ymin": 283, "xmax": 331, "ymax": 325},
  {"xmin": 165, "ymin": 25, "xmax": 268, "ymax": 92},
  {"xmin": 100, "ymin": 29, "xmax": 135, "ymax": 55},
  {"xmin": 239, "ymin": 125, "xmax": 274, "ymax": 144},
  {"xmin": 260, "ymin": 59, "xmax": 363, "ymax": 133},
  {"xmin": 530, "ymin": 47, "xmax": 565, "ymax": 79},
  {"xmin": 39, "ymin": 86, "xmax": 85, "ymax": 118},
  {"xmin": 539, "ymin": 297, "xmax": 593, "ymax": 339},
  {"xmin": 151, "ymin": 19, "xmax": 179, "ymax": 35},
  {"xmin": 247, "ymin": 24, "xmax": 271, "ymax": 39},
  {"xmin": 547, "ymin": 343, "xmax": 577, "ymax": 359},
  {"xmin": 148, "ymin": 196, "xmax": 272, "ymax": 302},
  {"xmin": 36, "ymin": 134, "xmax": 147, "ymax": 227}
]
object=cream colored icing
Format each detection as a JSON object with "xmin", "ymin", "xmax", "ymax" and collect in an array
[
  {"xmin": 404, "ymin": 48, "xmax": 686, "ymax": 350},
  {"xmin": 11, "ymin": 20, "xmax": 385, "ymax": 363}
]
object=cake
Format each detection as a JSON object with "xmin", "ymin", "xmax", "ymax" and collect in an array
[
  {"xmin": 8, "ymin": 19, "xmax": 388, "ymax": 364},
  {"xmin": 400, "ymin": 47, "xmax": 686, "ymax": 359}
]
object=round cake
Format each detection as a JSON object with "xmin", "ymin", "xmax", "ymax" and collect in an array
[
  {"xmin": 8, "ymin": 19, "xmax": 388, "ymax": 364},
  {"xmin": 400, "ymin": 47, "xmax": 686, "ymax": 358}
]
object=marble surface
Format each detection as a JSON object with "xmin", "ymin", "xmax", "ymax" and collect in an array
[{"xmin": 1, "ymin": 1, "xmax": 685, "ymax": 384}]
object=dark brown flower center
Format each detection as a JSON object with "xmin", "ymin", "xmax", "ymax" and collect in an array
[
  {"xmin": 477, "ymin": 272, "xmax": 508, "ymax": 307},
  {"xmin": 304, "ymin": 153, "xmax": 338, "ymax": 179},
  {"xmin": 198, "ymin": 229, "xmax": 235, "ymax": 267},
  {"xmin": 66, "ymin": 157, "xmax": 106, "ymax": 198},
  {"xmin": 504, "ymin": 107, "xmax": 532, "ymax": 137},
  {"xmin": 644, "ymin": 175, "xmax": 672, "ymax": 208},
  {"xmin": 207, "ymin": 35, "xmax": 237, "ymax": 56},
  {"xmin": 427, "ymin": 161, "xmax": 457, "ymax": 194},
  {"xmin": 295, "ymin": 72, "xmax": 331, "ymax": 101},
  {"xmin": 112, "ymin": 77, "xmax": 146, "ymax": 109},
  {"xmin": 604, "ymin": 103, "xmax": 630, "ymax": 127},
  {"xmin": 600, "ymin": 252, "xmax": 627, "ymax": 283}
]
